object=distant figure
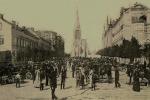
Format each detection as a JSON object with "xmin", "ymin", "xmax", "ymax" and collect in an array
[
  {"xmin": 31, "ymin": 67, "xmax": 36, "ymax": 84},
  {"xmin": 15, "ymin": 72, "xmax": 21, "ymax": 88},
  {"xmin": 80, "ymin": 72, "xmax": 85, "ymax": 90},
  {"xmin": 34, "ymin": 68, "xmax": 40, "ymax": 88},
  {"xmin": 39, "ymin": 69, "xmax": 45, "ymax": 91},
  {"xmin": 107, "ymin": 65, "xmax": 112, "ymax": 84},
  {"xmin": 133, "ymin": 67, "xmax": 140, "ymax": 92},
  {"xmin": 72, "ymin": 64, "xmax": 75, "ymax": 78},
  {"xmin": 115, "ymin": 66, "xmax": 121, "ymax": 88},
  {"xmin": 50, "ymin": 63, "xmax": 58, "ymax": 100},
  {"xmin": 60, "ymin": 65, "xmax": 67, "ymax": 89},
  {"xmin": 92, "ymin": 72, "xmax": 97, "ymax": 91},
  {"xmin": 76, "ymin": 69, "xmax": 81, "ymax": 88},
  {"xmin": 89, "ymin": 69, "xmax": 93, "ymax": 88}
]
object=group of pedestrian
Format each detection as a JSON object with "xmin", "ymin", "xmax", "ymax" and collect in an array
[{"xmin": 14, "ymin": 56, "xmax": 150, "ymax": 100}]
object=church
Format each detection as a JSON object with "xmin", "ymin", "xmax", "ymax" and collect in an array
[{"xmin": 71, "ymin": 9, "xmax": 89, "ymax": 57}]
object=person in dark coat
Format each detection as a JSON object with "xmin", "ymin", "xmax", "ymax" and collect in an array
[
  {"xmin": 44, "ymin": 64, "xmax": 49, "ymax": 86},
  {"xmin": 80, "ymin": 72, "xmax": 85, "ymax": 90},
  {"xmin": 115, "ymin": 66, "xmax": 121, "ymax": 88},
  {"xmin": 39, "ymin": 69, "xmax": 45, "ymax": 91},
  {"xmin": 72, "ymin": 63, "xmax": 75, "ymax": 78},
  {"xmin": 50, "ymin": 64, "xmax": 58, "ymax": 100},
  {"xmin": 133, "ymin": 67, "xmax": 140, "ymax": 92},
  {"xmin": 60, "ymin": 65, "xmax": 67, "ymax": 89},
  {"xmin": 58, "ymin": 62, "xmax": 62, "ymax": 77},
  {"xmin": 31, "ymin": 67, "xmax": 36, "ymax": 84},
  {"xmin": 92, "ymin": 72, "xmax": 97, "ymax": 91},
  {"xmin": 107, "ymin": 65, "xmax": 112, "ymax": 84},
  {"xmin": 127, "ymin": 64, "xmax": 134, "ymax": 84},
  {"xmin": 76, "ymin": 69, "xmax": 81, "ymax": 88}
]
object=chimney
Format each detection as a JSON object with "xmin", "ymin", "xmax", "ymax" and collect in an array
[
  {"xmin": 12, "ymin": 20, "xmax": 16, "ymax": 29},
  {"xmin": 0, "ymin": 14, "xmax": 3, "ymax": 19},
  {"xmin": 16, "ymin": 22, "xmax": 19, "ymax": 28}
]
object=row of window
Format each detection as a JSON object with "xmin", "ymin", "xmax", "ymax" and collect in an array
[
  {"xmin": 0, "ymin": 35, "xmax": 4, "ymax": 45},
  {"xmin": 12, "ymin": 37, "xmax": 38, "ymax": 48}
]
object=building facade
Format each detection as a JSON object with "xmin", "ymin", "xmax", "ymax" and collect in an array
[
  {"xmin": 102, "ymin": 3, "xmax": 150, "ymax": 49},
  {"xmin": 0, "ymin": 14, "xmax": 64, "ymax": 64},
  {"xmin": 36, "ymin": 30, "xmax": 65, "ymax": 57},
  {"xmin": 71, "ymin": 9, "xmax": 89, "ymax": 57}
]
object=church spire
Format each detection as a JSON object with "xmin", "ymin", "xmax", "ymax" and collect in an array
[
  {"xmin": 107, "ymin": 15, "xmax": 109, "ymax": 25},
  {"xmin": 74, "ymin": 7, "xmax": 80, "ymax": 30}
]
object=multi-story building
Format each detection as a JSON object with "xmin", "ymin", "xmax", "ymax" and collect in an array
[
  {"xmin": 0, "ymin": 13, "xmax": 64, "ymax": 64},
  {"xmin": 102, "ymin": 2, "xmax": 150, "ymax": 49},
  {"xmin": 36, "ymin": 30, "xmax": 65, "ymax": 58},
  {"xmin": 71, "ymin": 9, "xmax": 89, "ymax": 57}
]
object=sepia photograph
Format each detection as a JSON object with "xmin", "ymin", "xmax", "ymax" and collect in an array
[{"xmin": 0, "ymin": 0, "xmax": 150, "ymax": 100}]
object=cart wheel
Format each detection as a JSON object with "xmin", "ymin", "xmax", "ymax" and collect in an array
[
  {"xmin": 26, "ymin": 72, "xmax": 32, "ymax": 80},
  {"xmin": 2, "ymin": 80, "xmax": 6, "ymax": 85},
  {"xmin": 8, "ymin": 78, "xmax": 12, "ymax": 83}
]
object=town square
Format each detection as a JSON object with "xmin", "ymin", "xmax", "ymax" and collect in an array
[{"xmin": 1, "ymin": 0, "xmax": 150, "ymax": 100}]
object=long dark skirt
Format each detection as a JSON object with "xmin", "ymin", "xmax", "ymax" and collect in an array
[{"xmin": 133, "ymin": 78, "xmax": 140, "ymax": 92}]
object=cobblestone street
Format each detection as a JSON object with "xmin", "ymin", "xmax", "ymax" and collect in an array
[{"xmin": 1, "ymin": 67, "xmax": 150, "ymax": 100}]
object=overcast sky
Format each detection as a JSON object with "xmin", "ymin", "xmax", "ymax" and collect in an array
[{"xmin": 0, "ymin": 0, "xmax": 149, "ymax": 53}]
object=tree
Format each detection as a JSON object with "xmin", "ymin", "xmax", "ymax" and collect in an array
[
  {"xmin": 64, "ymin": 53, "xmax": 71, "ymax": 57},
  {"xmin": 16, "ymin": 49, "xmax": 24, "ymax": 62},
  {"xmin": 24, "ymin": 46, "xmax": 32, "ymax": 60},
  {"xmin": 31, "ymin": 47, "xmax": 38, "ymax": 62},
  {"xmin": 129, "ymin": 36, "xmax": 141, "ymax": 62}
]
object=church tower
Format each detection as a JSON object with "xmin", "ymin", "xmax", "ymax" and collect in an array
[
  {"xmin": 74, "ymin": 8, "xmax": 81, "ymax": 41},
  {"xmin": 71, "ymin": 8, "xmax": 82, "ymax": 57}
]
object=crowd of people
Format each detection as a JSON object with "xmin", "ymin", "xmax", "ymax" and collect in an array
[{"xmin": 2, "ymin": 57, "xmax": 150, "ymax": 99}]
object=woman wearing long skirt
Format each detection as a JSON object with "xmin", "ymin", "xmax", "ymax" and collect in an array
[
  {"xmin": 34, "ymin": 69, "xmax": 40, "ymax": 88},
  {"xmin": 80, "ymin": 72, "xmax": 85, "ymax": 89},
  {"xmin": 89, "ymin": 69, "xmax": 93, "ymax": 88},
  {"xmin": 133, "ymin": 68, "xmax": 140, "ymax": 92}
]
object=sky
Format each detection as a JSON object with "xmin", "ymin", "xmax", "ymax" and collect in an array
[{"xmin": 0, "ymin": 0, "xmax": 150, "ymax": 53}]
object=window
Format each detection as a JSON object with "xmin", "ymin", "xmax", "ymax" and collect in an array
[
  {"xmin": 12, "ymin": 36, "xmax": 15, "ymax": 45},
  {"xmin": 0, "ymin": 35, "xmax": 4, "ymax": 45},
  {"xmin": 0, "ymin": 23, "xmax": 2, "ymax": 30}
]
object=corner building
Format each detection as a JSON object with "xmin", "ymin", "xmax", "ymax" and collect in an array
[{"xmin": 102, "ymin": 3, "xmax": 150, "ymax": 49}]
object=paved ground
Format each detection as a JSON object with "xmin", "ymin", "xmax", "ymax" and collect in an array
[{"xmin": 0, "ymin": 67, "xmax": 150, "ymax": 100}]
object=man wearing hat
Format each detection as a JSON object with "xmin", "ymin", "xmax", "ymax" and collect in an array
[
  {"xmin": 60, "ymin": 65, "xmax": 67, "ymax": 89},
  {"xmin": 39, "ymin": 68, "xmax": 45, "ymax": 91},
  {"xmin": 50, "ymin": 64, "xmax": 58, "ymax": 100}
]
